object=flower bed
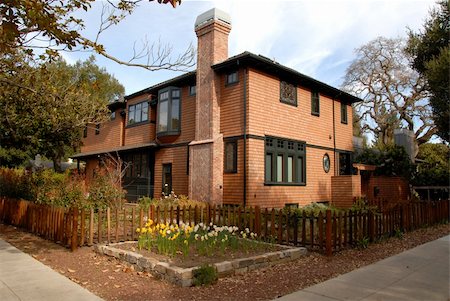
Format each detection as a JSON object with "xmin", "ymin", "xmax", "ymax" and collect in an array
[{"xmin": 94, "ymin": 220, "xmax": 307, "ymax": 286}]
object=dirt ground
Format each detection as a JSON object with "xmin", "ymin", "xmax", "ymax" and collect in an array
[{"xmin": 0, "ymin": 222, "xmax": 448, "ymax": 301}]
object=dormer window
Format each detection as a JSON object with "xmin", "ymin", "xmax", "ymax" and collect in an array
[
  {"xmin": 189, "ymin": 85, "xmax": 196, "ymax": 96},
  {"xmin": 280, "ymin": 81, "xmax": 297, "ymax": 106},
  {"xmin": 157, "ymin": 87, "xmax": 181, "ymax": 136}
]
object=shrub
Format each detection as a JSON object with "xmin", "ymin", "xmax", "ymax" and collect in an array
[
  {"xmin": 139, "ymin": 191, "xmax": 207, "ymax": 210},
  {"xmin": 193, "ymin": 264, "xmax": 218, "ymax": 286},
  {"xmin": 0, "ymin": 168, "xmax": 34, "ymax": 200},
  {"xmin": 356, "ymin": 236, "xmax": 369, "ymax": 249}
]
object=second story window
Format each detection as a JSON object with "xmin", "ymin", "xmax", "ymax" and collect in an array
[
  {"xmin": 226, "ymin": 71, "xmax": 238, "ymax": 85},
  {"xmin": 111, "ymin": 111, "xmax": 116, "ymax": 120},
  {"xmin": 128, "ymin": 101, "xmax": 148, "ymax": 125},
  {"xmin": 341, "ymin": 102, "xmax": 348, "ymax": 124},
  {"xmin": 157, "ymin": 87, "xmax": 181, "ymax": 136},
  {"xmin": 280, "ymin": 81, "xmax": 297, "ymax": 106},
  {"xmin": 311, "ymin": 91, "xmax": 320, "ymax": 116}
]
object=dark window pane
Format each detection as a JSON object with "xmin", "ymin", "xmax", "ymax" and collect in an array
[
  {"xmin": 224, "ymin": 141, "xmax": 237, "ymax": 173},
  {"xmin": 158, "ymin": 100, "xmax": 168, "ymax": 132},
  {"xmin": 297, "ymin": 157, "xmax": 304, "ymax": 183},
  {"xmin": 162, "ymin": 164, "xmax": 172, "ymax": 195},
  {"xmin": 311, "ymin": 91, "xmax": 320, "ymax": 115},
  {"xmin": 280, "ymin": 81, "xmax": 297, "ymax": 105},
  {"xmin": 341, "ymin": 103, "xmax": 348, "ymax": 123},
  {"xmin": 265, "ymin": 153, "xmax": 272, "ymax": 182},
  {"xmin": 171, "ymin": 98, "xmax": 180, "ymax": 131}
]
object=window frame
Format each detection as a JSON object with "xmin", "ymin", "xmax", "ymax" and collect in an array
[
  {"xmin": 83, "ymin": 125, "xmax": 88, "ymax": 138},
  {"xmin": 127, "ymin": 101, "xmax": 149, "ymax": 126},
  {"xmin": 224, "ymin": 140, "xmax": 238, "ymax": 173},
  {"xmin": 157, "ymin": 87, "xmax": 182, "ymax": 137},
  {"xmin": 225, "ymin": 70, "xmax": 239, "ymax": 86},
  {"xmin": 341, "ymin": 102, "xmax": 348, "ymax": 124},
  {"xmin": 280, "ymin": 80, "xmax": 298, "ymax": 107},
  {"xmin": 264, "ymin": 136, "xmax": 306, "ymax": 186},
  {"xmin": 311, "ymin": 91, "xmax": 320, "ymax": 116}
]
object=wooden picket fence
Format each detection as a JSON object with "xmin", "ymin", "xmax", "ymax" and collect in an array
[{"xmin": 0, "ymin": 197, "xmax": 448, "ymax": 255}]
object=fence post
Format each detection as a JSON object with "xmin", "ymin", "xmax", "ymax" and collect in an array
[
  {"xmin": 368, "ymin": 210, "xmax": 374, "ymax": 242},
  {"xmin": 254, "ymin": 206, "xmax": 261, "ymax": 236},
  {"xmin": 325, "ymin": 209, "xmax": 332, "ymax": 257},
  {"xmin": 71, "ymin": 208, "xmax": 78, "ymax": 252}
]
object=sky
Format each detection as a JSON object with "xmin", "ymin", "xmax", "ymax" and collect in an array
[{"xmin": 61, "ymin": 0, "xmax": 436, "ymax": 96}]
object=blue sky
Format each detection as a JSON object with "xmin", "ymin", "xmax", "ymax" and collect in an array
[{"xmin": 61, "ymin": 0, "xmax": 436, "ymax": 95}]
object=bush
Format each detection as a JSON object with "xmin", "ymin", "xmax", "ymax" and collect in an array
[
  {"xmin": 193, "ymin": 264, "xmax": 218, "ymax": 286},
  {"xmin": 0, "ymin": 168, "xmax": 34, "ymax": 200},
  {"xmin": 139, "ymin": 191, "xmax": 207, "ymax": 210}
]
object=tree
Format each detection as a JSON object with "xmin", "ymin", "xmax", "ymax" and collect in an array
[
  {"xmin": 407, "ymin": 1, "xmax": 449, "ymax": 143},
  {"xmin": 0, "ymin": 0, "xmax": 192, "ymax": 71},
  {"xmin": 342, "ymin": 37, "xmax": 435, "ymax": 146},
  {"xmin": 0, "ymin": 53, "xmax": 124, "ymax": 171},
  {"xmin": 413, "ymin": 143, "xmax": 450, "ymax": 186}
]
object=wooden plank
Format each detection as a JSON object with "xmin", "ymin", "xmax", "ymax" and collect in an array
[
  {"xmin": 71, "ymin": 208, "xmax": 78, "ymax": 251},
  {"xmin": 301, "ymin": 211, "xmax": 306, "ymax": 246},
  {"xmin": 139, "ymin": 208, "xmax": 144, "ymax": 230},
  {"xmin": 337, "ymin": 211, "xmax": 343, "ymax": 249},
  {"xmin": 325, "ymin": 210, "xmax": 332, "ymax": 256},
  {"xmin": 270, "ymin": 209, "xmax": 275, "ymax": 237},
  {"xmin": 98, "ymin": 209, "xmax": 103, "ymax": 244},
  {"xmin": 285, "ymin": 208, "xmax": 290, "ymax": 244},
  {"xmin": 80, "ymin": 209, "xmax": 85, "ymax": 246},
  {"xmin": 131, "ymin": 207, "xmax": 135, "ymax": 240},
  {"xmin": 277, "ymin": 210, "xmax": 283, "ymax": 244},
  {"xmin": 123, "ymin": 208, "xmax": 127, "ymax": 241},
  {"xmin": 310, "ymin": 214, "xmax": 314, "ymax": 248},
  {"xmin": 318, "ymin": 211, "xmax": 324, "ymax": 250},
  {"xmin": 115, "ymin": 208, "xmax": 119, "ymax": 243},
  {"xmin": 107, "ymin": 207, "xmax": 111, "ymax": 243}
]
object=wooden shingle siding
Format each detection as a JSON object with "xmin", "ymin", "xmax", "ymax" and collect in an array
[
  {"xmin": 154, "ymin": 146, "xmax": 189, "ymax": 198},
  {"xmin": 81, "ymin": 108, "xmax": 124, "ymax": 153}
]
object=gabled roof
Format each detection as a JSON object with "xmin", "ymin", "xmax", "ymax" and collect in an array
[
  {"xmin": 124, "ymin": 51, "xmax": 361, "ymax": 104},
  {"xmin": 212, "ymin": 51, "xmax": 361, "ymax": 104}
]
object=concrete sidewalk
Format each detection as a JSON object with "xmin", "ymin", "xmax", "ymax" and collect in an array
[
  {"xmin": 0, "ymin": 238, "xmax": 103, "ymax": 301},
  {"xmin": 277, "ymin": 235, "xmax": 450, "ymax": 301}
]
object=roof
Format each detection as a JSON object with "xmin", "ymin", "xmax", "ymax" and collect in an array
[
  {"xmin": 71, "ymin": 142, "xmax": 158, "ymax": 160},
  {"xmin": 212, "ymin": 52, "xmax": 361, "ymax": 104},
  {"xmin": 125, "ymin": 71, "xmax": 196, "ymax": 100},
  {"xmin": 124, "ymin": 51, "xmax": 361, "ymax": 105}
]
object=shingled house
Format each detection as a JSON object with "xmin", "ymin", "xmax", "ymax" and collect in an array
[{"xmin": 72, "ymin": 8, "xmax": 361, "ymax": 208}]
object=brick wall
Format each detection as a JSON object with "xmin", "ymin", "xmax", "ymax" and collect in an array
[
  {"xmin": 365, "ymin": 176, "xmax": 410, "ymax": 204},
  {"xmin": 124, "ymin": 94, "xmax": 154, "ymax": 146}
]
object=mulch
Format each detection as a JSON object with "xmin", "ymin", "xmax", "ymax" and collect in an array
[{"xmin": 0, "ymin": 222, "xmax": 448, "ymax": 301}]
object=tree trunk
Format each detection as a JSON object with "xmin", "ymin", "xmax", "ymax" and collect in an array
[{"xmin": 52, "ymin": 156, "xmax": 63, "ymax": 173}]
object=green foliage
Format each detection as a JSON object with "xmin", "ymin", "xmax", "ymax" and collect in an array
[
  {"xmin": 413, "ymin": 143, "xmax": 450, "ymax": 186},
  {"xmin": 0, "ymin": 54, "xmax": 124, "ymax": 171},
  {"xmin": 350, "ymin": 197, "xmax": 378, "ymax": 214},
  {"xmin": 356, "ymin": 236, "xmax": 369, "ymax": 249},
  {"xmin": 407, "ymin": 1, "xmax": 449, "ymax": 142},
  {"xmin": 193, "ymin": 264, "xmax": 218, "ymax": 286},
  {"xmin": 354, "ymin": 145, "xmax": 415, "ymax": 180},
  {"xmin": 138, "ymin": 191, "xmax": 207, "ymax": 211},
  {"xmin": 394, "ymin": 228, "xmax": 404, "ymax": 239}
]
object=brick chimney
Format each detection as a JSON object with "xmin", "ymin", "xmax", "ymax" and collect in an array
[{"xmin": 189, "ymin": 8, "xmax": 231, "ymax": 204}]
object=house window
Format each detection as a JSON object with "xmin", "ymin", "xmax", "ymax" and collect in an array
[
  {"xmin": 162, "ymin": 163, "xmax": 172, "ymax": 196},
  {"xmin": 95, "ymin": 123, "xmax": 100, "ymax": 135},
  {"xmin": 189, "ymin": 85, "xmax": 196, "ymax": 96},
  {"xmin": 226, "ymin": 71, "xmax": 238, "ymax": 85},
  {"xmin": 265, "ymin": 136, "xmax": 306, "ymax": 185},
  {"xmin": 128, "ymin": 101, "xmax": 149, "ymax": 125},
  {"xmin": 339, "ymin": 152, "xmax": 352, "ymax": 175},
  {"xmin": 111, "ymin": 111, "xmax": 116, "ymax": 120},
  {"xmin": 341, "ymin": 102, "xmax": 348, "ymax": 124},
  {"xmin": 157, "ymin": 87, "xmax": 181, "ymax": 136},
  {"xmin": 280, "ymin": 81, "xmax": 297, "ymax": 106},
  {"xmin": 311, "ymin": 91, "xmax": 320, "ymax": 116},
  {"xmin": 83, "ymin": 126, "xmax": 88, "ymax": 138},
  {"xmin": 224, "ymin": 141, "xmax": 237, "ymax": 173},
  {"xmin": 123, "ymin": 153, "xmax": 149, "ymax": 179}
]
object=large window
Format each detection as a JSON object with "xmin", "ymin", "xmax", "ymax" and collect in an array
[
  {"xmin": 341, "ymin": 102, "xmax": 348, "ymax": 124},
  {"xmin": 128, "ymin": 101, "xmax": 149, "ymax": 125},
  {"xmin": 280, "ymin": 81, "xmax": 297, "ymax": 106},
  {"xmin": 265, "ymin": 137, "xmax": 306, "ymax": 185},
  {"xmin": 157, "ymin": 87, "xmax": 181, "ymax": 136},
  {"xmin": 339, "ymin": 152, "xmax": 352, "ymax": 175},
  {"xmin": 224, "ymin": 141, "xmax": 237, "ymax": 173},
  {"xmin": 123, "ymin": 153, "xmax": 150, "ymax": 179},
  {"xmin": 311, "ymin": 91, "xmax": 320, "ymax": 116}
]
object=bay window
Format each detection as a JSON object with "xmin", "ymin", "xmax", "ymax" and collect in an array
[{"xmin": 157, "ymin": 87, "xmax": 181, "ymax": 136}]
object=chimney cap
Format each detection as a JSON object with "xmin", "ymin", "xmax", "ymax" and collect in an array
[{"xmin": 195, "ymin": 8, "xmax": 231, "ymax": 28}]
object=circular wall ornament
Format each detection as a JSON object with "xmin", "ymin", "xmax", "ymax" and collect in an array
[{"xmin": 323, "ymin": 153, "xmax": 330, "ymax": 173}]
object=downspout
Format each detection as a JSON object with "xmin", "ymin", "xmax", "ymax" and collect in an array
[
  {"xmin": 243, "ymin": 66, "xmax": 247, "ymax": 207},
  {"xmin": 332, "ymin": 99, "xmax": 337, "ymax": 176}
]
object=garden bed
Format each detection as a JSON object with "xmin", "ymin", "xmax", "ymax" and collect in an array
[{"xmin": 95, "ymin": 241, "xmax": 306, "ymax": 287}]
